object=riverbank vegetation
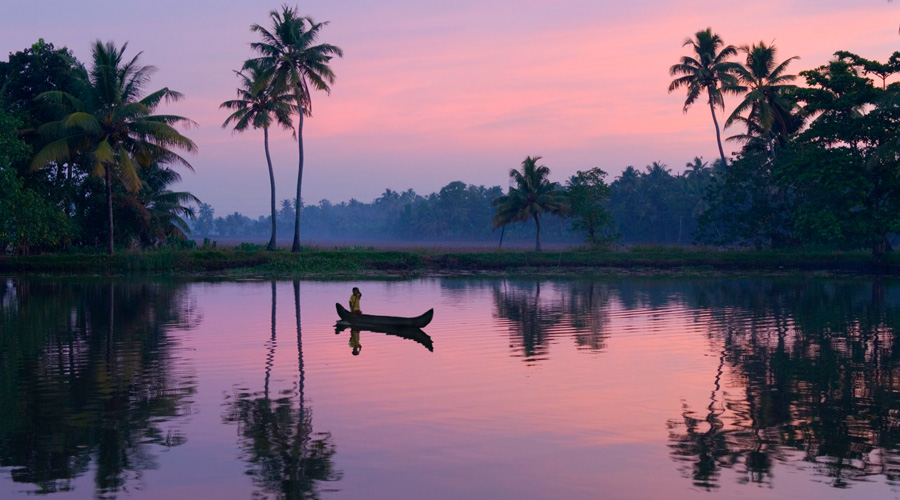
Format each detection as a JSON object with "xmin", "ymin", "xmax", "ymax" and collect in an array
[
  {"xmin": 2, "ymin": 19, "xmax": 900, "ymax": 263},
  {"xmin": 1, "ymin": 247, "xmax": 897, "ymax": 277}
]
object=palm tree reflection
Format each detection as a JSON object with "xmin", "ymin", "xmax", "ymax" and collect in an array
[
  {"xmin": 491, "ymin": 280, "xmax": 610, "ymax": 362},
  {"xmin": 0, "ymin": 280, "xmax": 197, "ymax": 497},
  {"xmin": 223, "ymin": 280, "xmax": 341, "ymax": 499},
  {"xmin": 668, "ymin": 279, "xmax": 900, "ymax": 489}
]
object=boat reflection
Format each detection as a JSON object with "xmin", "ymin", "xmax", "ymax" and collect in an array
[
  {"xmin": 222, "ymin": 281, "xmax": 341, "ymax": 500},
  {"xmin": 0, "ymin": 279, "xmax": 197, "ymax": 497},
  {"xmin": 334, "ymin": 322, "xmax": 434, "ymax": 352}
]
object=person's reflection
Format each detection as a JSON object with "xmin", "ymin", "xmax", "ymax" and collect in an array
[{"xmin": 350, "ymin": 329, "xmax": 362, "ymax": 355}]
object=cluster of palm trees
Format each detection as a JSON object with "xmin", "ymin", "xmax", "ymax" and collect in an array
[
  {"xmin": 669, "ymin": 28, "xmax": 801, "ymax": 165},
  {"xmin": 221, "ymin": 5, "xmax": 342, "ymax": 251},
  {"xmin": 30, "ymin": 41, "xmax": 198, "ymax": 254}
]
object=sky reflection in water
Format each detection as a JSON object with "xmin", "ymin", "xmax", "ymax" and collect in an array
[{"xmin": 2, "ymin": 277, "xmax": 900, "ymax": 499}]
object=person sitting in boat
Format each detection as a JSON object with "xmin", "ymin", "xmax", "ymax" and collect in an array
[{"xmin": 349, "ymin": 287, "xmax": 362, "ymax": 315}]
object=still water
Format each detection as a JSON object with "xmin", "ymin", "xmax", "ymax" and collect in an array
[{"xmin": 2, "ymin": 277, "xmax": 900, "ymax": 499}]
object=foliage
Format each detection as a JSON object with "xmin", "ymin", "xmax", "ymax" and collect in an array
[
  {"xmin": 493, "ymin": 156, "xmax": 571, "ymax": 252},
  {"xmin": 247, "ymin": 5, "xmax": 343, "ymax": 251},
  {"xmin": 0, "ymin": 39, "xmax": 80, "ymax": 127},
  {"xmin": 29, "ymin": 40, "xmax": 197, "ymax": 254},
  {"xmin": 608, "ymin": 160, "xmax": 715, "ymax": 245},
  {"xmin": 221, "ymin": 61, "xmax": 295, "ymax": 250},
  {"xmin": 669, "ymin": 28, "xmax": 741, "ymax": 166},
  {"xmin": 0, "ymin": 112, "xmax": 71, "ymax": 254},
  {"xmin": 724, "ymin": 41, "xmax": 801, "ymax": 157},
  {"xmin": 0, "ymin": 40, "xmax": 203, "ymax": 255},
  {"xmin": 114, "ymin": 163, "xmax": 201, "ymax": 248},
  {"xmin": 0, "ymin": 111, "xmax": 29, "ymax": 167},
  {"xmin": 0, "ymin": 167, "xmax": 72, "ymax": 254},
  {"xmin": 699, "ymin": 51, "xmax": 900, "ymax": 257},
  {"xmin": 566, "ymin": 168, "xmax": 614, "ymax": 244}
]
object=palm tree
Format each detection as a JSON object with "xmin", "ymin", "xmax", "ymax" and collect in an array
[
  {"xmin": 137, "ymin": 164, "xmax": 201, "ymax": 247},
  {"xmin": 724, "ymin": 42, "xmax": 800, "ymax": 157},
  {"xmin": 247, "ymin": 5, "xmax": 343, "ymax": 252},
  {"xmin": 31, "ymin": 40, "xmax": 196, "ymax": 254},
  {"xmin": 221, "ymin": 63, "xmax": 295, "ymax": 250},
  {"xmin": 669, "ymin": 28, "xmax": 740, "ymax": 167},
  {"xmin": 646, "ymin": 161, "xmax": 671, "ymax": 180},
  {"xmin": 684, "ymin": 157, "xmax": 710, "ymax": 181},
  {"xmin": 492, "ymin": 156, "xmax": 570, "ymax": 252}
]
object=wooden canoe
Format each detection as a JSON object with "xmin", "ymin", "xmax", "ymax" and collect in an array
[
  {"xmin": 335, "ymin": 303, "xmax": 434, "ymax": 328},
  {"xmin": 334, "ymin": 322, "xmax": 434, "ymax": 352}
]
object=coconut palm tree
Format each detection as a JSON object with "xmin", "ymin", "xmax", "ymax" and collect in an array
[
  {"xmin": 646, "ymin": 161, "xmax": 671, "ymax": 180},
  {"xmin": 684, "ymin": 157, "xmax": 710, "ymax": 181},
  {"xmin": 669, "ymin": 28, "xmax": 740, "ymax": 168},
  {"xmin": 31, "ymin": 40, "xmax": 196, "ymax": 254},
  {"xmin": 492, "ymin": 156, "xmax": 570, "ymax": 252},
  {"xmin": 137, "ymin": 164, "xmax": 201, "ymax": 247},
  {"xmin": 221, "ymin": 63, "xmax": 295, "ymax": 250},
  {"xmin": 724, "ymin": 42, "xmax": 800, "ymax": 157},
  {"xmin": 247, "ymin": 5, "xmax": 343, "ymax": 252}
]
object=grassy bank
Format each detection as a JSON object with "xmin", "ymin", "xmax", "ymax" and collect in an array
[{"xmin": 2, "ymin": 247, "xmax": 899, "ymax": 277}]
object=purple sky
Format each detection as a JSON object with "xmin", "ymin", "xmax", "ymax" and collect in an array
[{"xmin": 2, "ymin": 1, "xmax": 898, "ymax": 216}]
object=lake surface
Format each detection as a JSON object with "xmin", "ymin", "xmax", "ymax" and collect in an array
[{"xmin": 2, "ymin": 276, "xmax": 900, "ymax": 499}]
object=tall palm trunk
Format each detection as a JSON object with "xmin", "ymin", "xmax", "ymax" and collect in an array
[
  {"xmin": 291, "ymin": 107, "xmax": 305, "ymax": 252},
  {"xmin": 105, "ymin": 166, "xmax": 114, "ymax": 255},
  {"xmin": 533, "ymin": 213, "xmax": 542, "ymax": 252},
  {"xmin": 264, "ymin": 127, "xmax": 277, "ymax": 251},
  {"xmin": 708, "ymin": 91, "xmax": 727, "ymax": 168}
]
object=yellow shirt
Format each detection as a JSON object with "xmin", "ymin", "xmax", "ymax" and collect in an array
[{"xmin": 349, "ymin": 294, "xmax": 361, "ymax": 312}]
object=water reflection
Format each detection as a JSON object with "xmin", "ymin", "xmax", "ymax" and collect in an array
[
  {"xmin": 490, "ymin": 280, "xmax": 610, "ymax": 362},
  {"xmin": 6, "ymin": 276, "xmax": 900, "ymax": 497},
  {"xmin": 222, "ymin": 281, "xmax": 341, "ymax": 500},
  {"xmin": 334, "ymin": 323, "xmax": 434, "ymax": 353},
  {"xmin": 668, "ymin": 279, "xmax": 900, "ymax": 490},
  {"xmin": 0, "ymin": 279, "xmax": 197, "ymax": 497}
]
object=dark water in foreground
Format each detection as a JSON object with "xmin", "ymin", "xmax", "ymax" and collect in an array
[{"xmin": 3, "ymin": 276, "xmax": 900, "ymax": 499}]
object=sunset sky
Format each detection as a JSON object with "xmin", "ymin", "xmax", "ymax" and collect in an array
[{"xmin": 2, "ymin": 1, "xmax": 898, "ymax": 216}]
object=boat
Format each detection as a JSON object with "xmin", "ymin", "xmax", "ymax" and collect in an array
[
  {"xmin": 334, "ymin": 322, "xmax": 434, "ymax": 352},
  {"xmin": 335, "ymin": 303, "xmax": 434, "ymax": 328}
]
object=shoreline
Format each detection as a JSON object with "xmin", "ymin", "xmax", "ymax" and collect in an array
[{"xmin": 2, "ymin": 248, "xmax": 899, "ymax": 279}]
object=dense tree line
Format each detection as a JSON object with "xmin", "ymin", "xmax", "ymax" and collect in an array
[
  {"xmin": 674, "ymin": 31, "xmax": 900, "ymax": 258},
  {"xmin": 4, "ymin": 25, "xmax": 899, "ymax": 255},
  {"xmin": 193, "ymin": 159, "xmax": 713, "ymax": 247},
  {"xmin": 697, "ymin": 52, "xmax": 900, "ymax": 257},
  {"xmin": 0, "ymin": 39, "xmax": 198, "ymax": 255},
  {"xmin": 192, "ymin": 182, "xmax": 577, "ymax": 244}
]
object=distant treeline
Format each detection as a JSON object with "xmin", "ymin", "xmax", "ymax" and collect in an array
[{"xmin": 194, "ymin": 160, "xmax": 714, "ymax": 246}]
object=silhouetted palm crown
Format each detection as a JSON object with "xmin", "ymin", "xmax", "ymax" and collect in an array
[
  {"xmin": 668, "ymin": 28, "xmax": 740, "ymax": 166},
  {"xmin": 247, "ymin": 7, "xmax": 343, "ymax": 115},
  {"xmin": 725, "ymin": 42, "xmax": 800, "ymax": 140},
  {"xmin": 492, "ymin": 156, "xmax": 569, "ymax": 228},
  {"xmin": 221, "ymin": 63, "xmax": 295, "ymax": 134},
  {"xmin": 668, "ymin": 29, "xmax": 739, "ymax": 112}
]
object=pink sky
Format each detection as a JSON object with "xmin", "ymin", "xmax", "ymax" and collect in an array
[{"xmin": 2, "ymin": 0, "xmax": 898, "ymax": 216}]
